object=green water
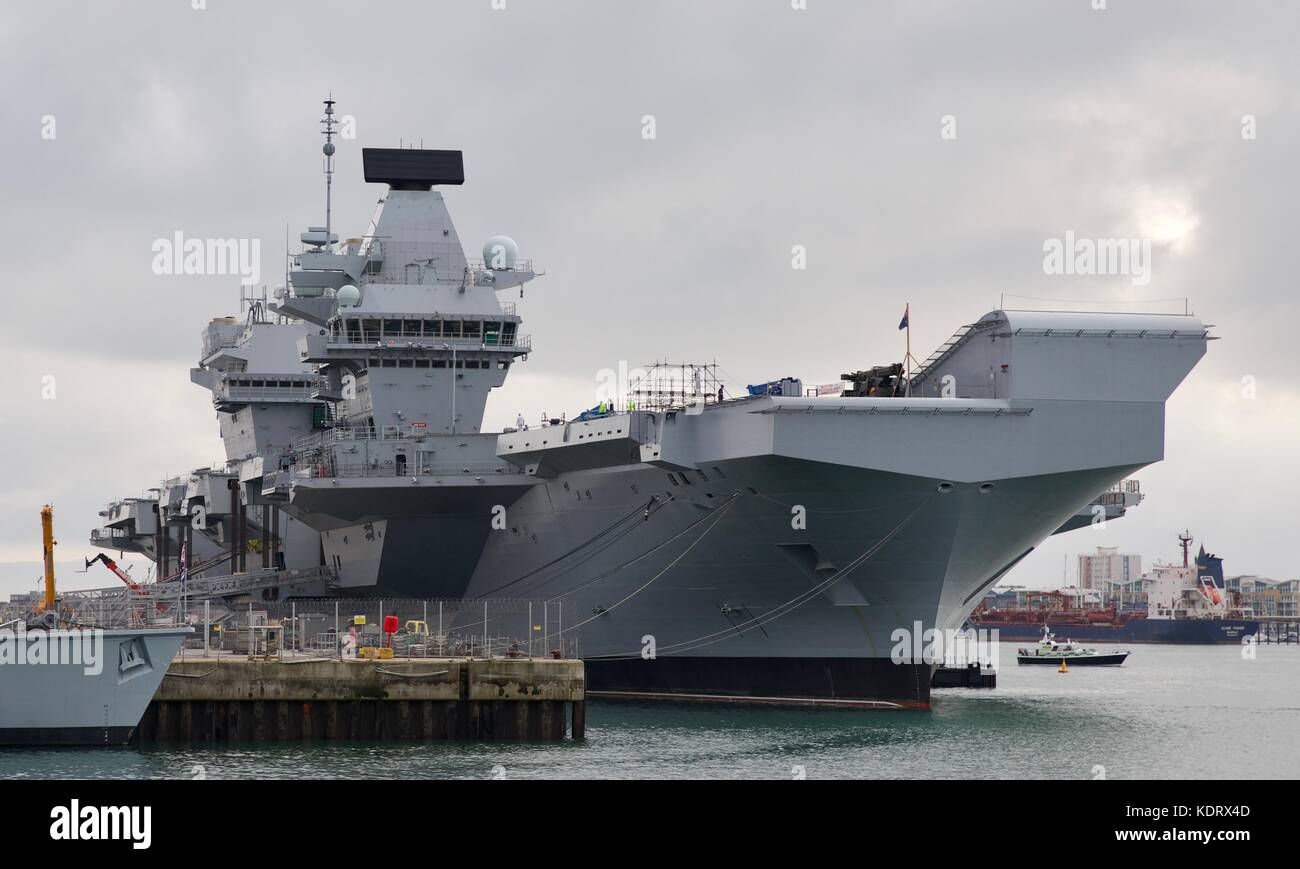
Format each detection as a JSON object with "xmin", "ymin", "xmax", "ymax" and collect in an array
[{"xmin": 3, "ymin": 644, "xmax": 1296, "ymax": 779}]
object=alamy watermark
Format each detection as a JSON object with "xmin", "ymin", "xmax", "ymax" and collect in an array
[
  {"xmin": 152, "ymin": 232, "xmax": 261, "ymax": 286},
  {"xmin": 0, "ymin": 625, "xmax": 103, "ymax": 675},
  {"xmin": 890, "ymin": 622, "xmax": 1000, "ymax": 669},
  {"xmin": 1042, "ymin": 231, "xmax": 1151, "ymax": 286},
  {"xmin": 50, "ymin": 800, "xmax": 150, "ymax": 850}
]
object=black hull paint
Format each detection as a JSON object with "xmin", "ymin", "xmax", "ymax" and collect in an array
[
  {"xmin": 1017, "ymin": 653, "xmax": 1129, "ymax": 666},
  {"xmin": 0, "ymin": 726, "xmax": 136, "ymax": 747},
  {"xmin": 585, "ymin": 656, "xmax": 931, "ymax": 709}
]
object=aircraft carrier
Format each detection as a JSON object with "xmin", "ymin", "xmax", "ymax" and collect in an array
[{"xmin": 86, "ymin": 100, "xmax": 1210, "ymax": 708}]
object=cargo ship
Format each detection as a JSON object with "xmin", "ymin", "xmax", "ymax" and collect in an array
[{"xmin": 969, "ymin": 534, "xmax": 1259, "ymax": 644}]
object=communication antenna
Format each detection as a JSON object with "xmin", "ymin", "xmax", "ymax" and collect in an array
[{"xmin": 321, "ymin": 96, "xmax": 338, "ymax": 251}]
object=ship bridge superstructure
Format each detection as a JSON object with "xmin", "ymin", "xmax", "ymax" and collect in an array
[
  {"xmin": 287, "ymin": 147, "xmax": 536, "ymax": 439},
  {"xmin": 190, "ymin": 302, "xmax": 323, "ymax": 463},
  {"xmin": 228, "ymin": 112, "xmax": 546, "ymax": 591}
]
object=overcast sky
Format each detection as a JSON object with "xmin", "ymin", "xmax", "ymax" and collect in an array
[{"xmin": 1, "ymin": 0, "xmax": 1297, "ymax": 596}]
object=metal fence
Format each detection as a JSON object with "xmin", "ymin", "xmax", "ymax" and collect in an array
[{"xmin": 143, "ymin": 596, "xmax": 580, "ymax": 661}]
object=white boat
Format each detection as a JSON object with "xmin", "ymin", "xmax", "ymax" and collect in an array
[{"xmin": 1016, "ymin": 628, "xmax": 1129, "ymax": 666}]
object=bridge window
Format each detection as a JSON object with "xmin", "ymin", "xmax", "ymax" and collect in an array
[
  {"xmin": 382, "ymin": 319, "xmax": 402, "ymax": 337},
  {"xmin": 463, "ymin": 320, "xmax": 481, "ymax": 338}
]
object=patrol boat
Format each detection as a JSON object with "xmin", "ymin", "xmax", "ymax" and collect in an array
[
  {"xmin": 1016, "ymin": 629, "xmax": 1130, "ymax": 666},
  {"xmin": 86, "ymin": 100, "xmax": 1210, "ymax": 708},
  {"xmin": 2, "ymin": 507, "xmax": 189, "ymax": 746}
]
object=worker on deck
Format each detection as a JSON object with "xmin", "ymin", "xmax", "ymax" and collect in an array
[
  {"xmin": 516, "ymin": 413, "xmax": 527, "ymax": 431},
  {"xmin": 717, "ymin": 385, "xmax": 725, "ymax": 403}
]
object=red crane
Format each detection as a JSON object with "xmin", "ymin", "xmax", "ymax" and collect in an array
[{"xmin": 83, "ymin": 553, "xmax": 144, "ymax": 592}]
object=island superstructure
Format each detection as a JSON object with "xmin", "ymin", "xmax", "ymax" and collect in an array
[{"xmin": 84, "ymin": 100, "xmax": 1210, "ymax": 708}]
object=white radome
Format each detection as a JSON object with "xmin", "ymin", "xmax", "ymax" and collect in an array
[
  {"xmin": 337, "ymin": 284, "xmax": 361, "ymax": 307},
  {"xmin": 482, "ymin": 235, "xmax": 518, "ymax": 271}
]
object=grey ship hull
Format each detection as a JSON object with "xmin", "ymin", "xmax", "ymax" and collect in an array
[
  {"xmin": 477, "ymin": 459, "xmax": 1131, "ymax": 708},
  {"xmin": 0, "ymin": 627, "xmax": 189, "ymax": 746},
  {"xmin": 300, "ymin": 451, "xmax": 1137, "ymax": 708}
]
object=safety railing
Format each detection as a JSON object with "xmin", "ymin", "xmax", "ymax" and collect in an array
[
  {"xmin": 293, "ymin": 423, "xmax": 440, "ymax": 451},
  {"xmin": 325, "ymin": 333, "xmax": 530, "ymax": 352},
  {"xmin": 294, "ymin": 460, "xmax": 517, "ymax": 480}
]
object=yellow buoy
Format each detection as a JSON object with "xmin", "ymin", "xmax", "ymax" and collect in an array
[{"xmin": 1058, "ymin": 657, "xmax": 1069, "ymax": 673}]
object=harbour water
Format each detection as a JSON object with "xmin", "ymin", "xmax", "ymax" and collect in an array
[{"xmin": 3, "ymin": 643, "xmax": 1296, "ymax": 779}]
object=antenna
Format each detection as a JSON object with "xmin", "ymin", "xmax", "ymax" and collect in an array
[
  {"xmin": 1178, "ymin": 529, "xmax": 1193, "ymax": 567},
  {"xmin": 320, "ymin": 96, "xmax": 338, "ymax": 252}
]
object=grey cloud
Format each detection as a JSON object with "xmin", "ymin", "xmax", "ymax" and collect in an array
[{"xmin": 0, "ymin": 0, "xmax": 1296, "ymax": 585}]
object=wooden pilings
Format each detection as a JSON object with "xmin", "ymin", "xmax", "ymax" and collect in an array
[
  {"xmin": 138, "ymin": 698, "xmax": 581, "ymax": 741},
  {"xmin": 1255, "ymin": 620, "xmax": 1299, "ymax": 643}
]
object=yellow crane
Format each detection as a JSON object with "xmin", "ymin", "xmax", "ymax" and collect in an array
[{"xmin": 37, "ymin": 504, "xmax": 57, "ymax": 613}]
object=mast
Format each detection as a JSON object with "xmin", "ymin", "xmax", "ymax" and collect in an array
[
  {"xmin": 900, "ymin": 303, "xmax": 918, "ymax": 397},
  {"xmin": 1178, "ymin": 529, "xmax": 1193, "ymax": 567},
  {"xmin": 321, "ymin": 97, "xmax": 338, "ymax": 252}
]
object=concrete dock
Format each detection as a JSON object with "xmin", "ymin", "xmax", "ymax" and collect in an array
[{"xmin": 138, "ymin": 656, "xmax": 585, "ymax": 742}]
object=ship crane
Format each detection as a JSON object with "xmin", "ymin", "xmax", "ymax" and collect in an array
[
  {"xmin": 82, "ymin": 552, "xmax": 170, "ymax": 622},
  {"xmin": 82, "ymin": 552, "xmax": 143, "ymax": 593}
]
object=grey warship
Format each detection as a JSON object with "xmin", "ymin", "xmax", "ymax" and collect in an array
[{"xmin": 88, "ymin": 101, "xmax": 1209, "ymax": 708}]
